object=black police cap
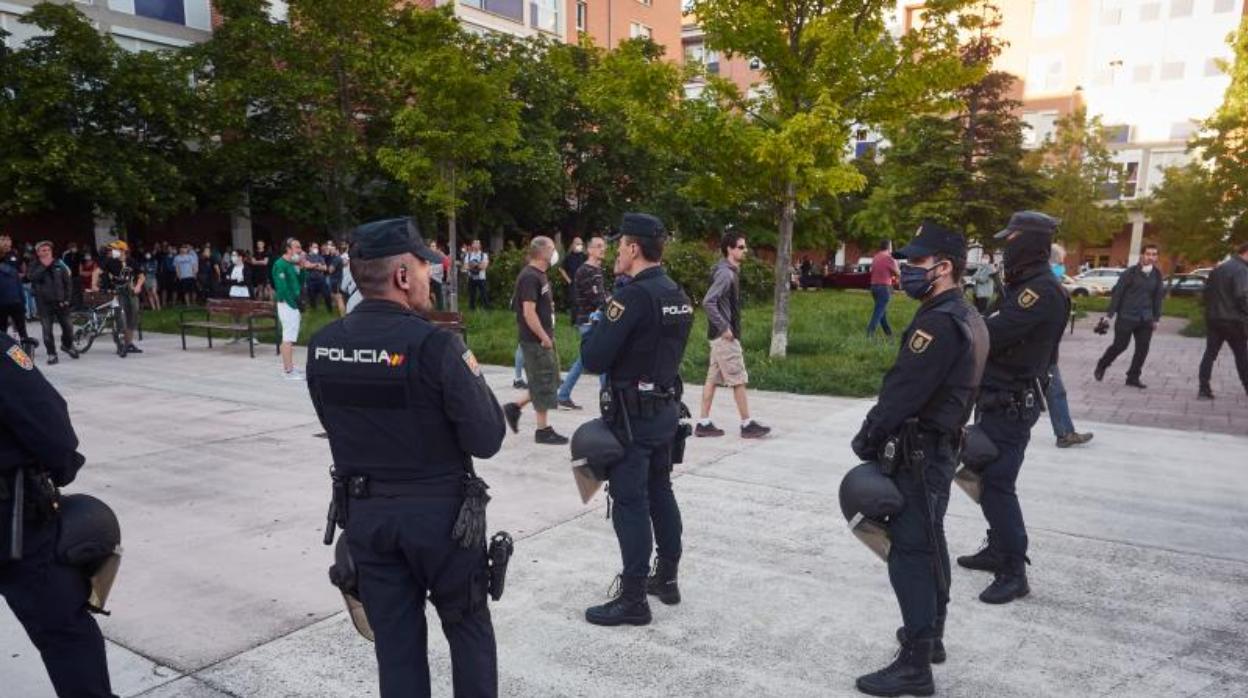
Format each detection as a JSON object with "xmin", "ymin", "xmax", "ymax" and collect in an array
[
  {"xmin": 608, "ymin": 213, "xmax": 667, "ymax": 242},
  {"xmin": 994, "ymin": 211, "xmax": 1059, "ymax": 240},
  {"xmin": 895, "ymin": 220, "xmax": 967, "ymax": 261},
  {"xmin": 349, "ymin": 217, "xmax": 444, "ymax": 264}
]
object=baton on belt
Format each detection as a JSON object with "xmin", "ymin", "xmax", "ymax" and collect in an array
[{"xmin": 8, "ymin": 469, "xmax": 24, "ymax": 561}]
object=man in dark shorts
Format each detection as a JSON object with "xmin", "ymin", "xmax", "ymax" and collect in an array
[
  {"xmin": 502, "ymin": 237, "xmax": 569, "ymax": 445},
  {"xmin": 102, "ymin": 240, "xmax": 144, "ymax": 356}
]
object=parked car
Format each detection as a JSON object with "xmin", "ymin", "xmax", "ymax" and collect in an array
[
  {"xmin": 1074, "ymin": 267, "xmax": 1126, "ymax": 295},
  {"xmin": 1165, "ymin": 273, "xmax": 1207, "ymax": 298},
  {"xmin": 823, "ymin": 264, "xmax": 873, "ymax": 290},
  {"xmin": 1061, "ymin": 275, "xmax": 1100, "ymax": 297}
]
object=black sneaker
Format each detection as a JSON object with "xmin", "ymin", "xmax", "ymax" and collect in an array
[
  {"xmin": 1125, "ymin": 377, "xmax": 1147, "ymax": 389},
  {"xmin": 740, "ymin": 420, "xmax": 771, "ymax": 439},
  {"xmin": 1197, "ymin": 386, "xmax": 1215, "ymax": 400},
  {"xmin": 558, "ymin": 399, "xmax": 583, "ymax": 410},
  {"xmin": 126, "ymin": 344, "xmax": 143, "ymax": 354},
  {"xmin": 63, "ymin": 347, "xmax": 79, "ymax": 359},
  {"xmin": 47, "ymin": 354, "xmax": 59, "ymax": 365},
  {"xmin": 535, "ymin": 426, "xmax": 569, "ymax": 445},
  {"xmin": 503, "ymin": 403, "xmax": 521, "ymax": 433},
  {"xmin": 694, "ymin": 422, "xmax": 724, "ymax": 438},
  {"xmin": 512, "ymin": 379, "xmax": 527, "ymax": 389},
  {"xmin": 1094, "ymin": 365, "xmax": 1105, "ymax": 382}
]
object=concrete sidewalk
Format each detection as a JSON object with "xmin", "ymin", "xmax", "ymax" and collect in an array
[{"xmin": 3, "ymin": 330, "xmax": 1247, "ymax": 697}]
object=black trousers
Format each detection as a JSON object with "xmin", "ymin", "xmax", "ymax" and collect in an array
[
  {"xmin": 1097, "ymin": 317, "xmax": 1154, "ymax": 380},
  {"xmin": 977, "ymin": 405, "xmax": 1040, "ymax": 571},
  {"xmin": 888, "ymin": 437, "xmax": 954, "ymax": 641},
  {"xmin": 346, "ymin": 496, "xmax": 497, "ymax": 698},
  {"xmin": 1199, "ymin": 319, "xmax": 1248, "ymax": 390},
  {"xmin": 38, "ymin": 301, "xmax": 75, "ymax": 356},
  {"xmin": 0, "ymin": 302, "xmax": 28, "ymax": 340},
  {"xmin": 0, "ymin": 518, "xmax": 115, "ymax": 697},
  {"xmin": 468, "ymin": 279, "xmax": 489, "ymax": 309},
  {"xmin": 607, "ymin": 404, "xmax": 683, "ymax": 579}
]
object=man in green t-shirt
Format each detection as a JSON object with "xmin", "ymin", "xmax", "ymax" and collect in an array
[{"xmin": 272, "ymin": 238, "xmax": 306, "ymax": 379}]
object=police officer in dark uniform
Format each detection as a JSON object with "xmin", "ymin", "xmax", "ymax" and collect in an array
[
  {"xmin": 956, "ymin": 211, "xmax": 1068, "ymax": 605},
  {"xmin": 0, "ymin": 333, "xmax": 116, "ymax": 697},
  {"xmin": 851, "ymin": 222, "xmax": 988, "ymax": 697},
  {"xmin": 306, "ymin": 218, "xmax": 506, "ymax": 698},
  {"xmin": 579, "ymin": 213, "xmax": 694, "ymax": 626}
]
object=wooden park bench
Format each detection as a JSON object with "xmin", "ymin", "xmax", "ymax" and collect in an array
[
  {"xmin": 179, "ymin": 299, "xmax": 278, "ymax": 358},
  {"xmin": 425, "ymin": 310, "xmax": 467, "ymax": 343}
]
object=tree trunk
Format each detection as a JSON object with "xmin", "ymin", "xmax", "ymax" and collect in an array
[
  {"xmin": 769, "ymin": 181, "xmax": 797, "ymax": 358},
  {"xmin": 447, "ymin": 163, "xmax": 460, "ymax": 313}
]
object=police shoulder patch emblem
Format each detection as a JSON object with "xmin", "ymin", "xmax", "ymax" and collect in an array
[
  {"xmin": 908, "ymin": 329, "xmax": 934, "ymax": 354},
  {"xmin": 462, "ymin": 349, "xmax": 482, "ymax": 377},
  {"xmin": 6, "ymin": 344, "xmax": 33, "ymax": 371},
  {"xmin": 606, "ymin": 299, "xmax": 626, "ymax": 322},
  {"xmin": 1018, "ymin": 288, "xmax": 1040, "ymax": 309}
]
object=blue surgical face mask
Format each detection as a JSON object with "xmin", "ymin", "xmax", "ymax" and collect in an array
[
  {"xmin": 900, "ymin": 263, "xmax": 937, "ymax": 300},
  {"xmin": 1051, "ymin": 263, "xmax": 1066, "ymax": 279}
]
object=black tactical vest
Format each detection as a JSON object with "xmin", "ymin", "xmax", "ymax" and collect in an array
[
  {"xmin": 919, "ymin": 296, "xmax": 990, "ymax": 434},
  {"xmin": 307, "ymin": 306, "xmax": 468, "ymax": 484},
  {"xmin": 610, "ymin": 267, "xmax": 694, "ymax": 390}
]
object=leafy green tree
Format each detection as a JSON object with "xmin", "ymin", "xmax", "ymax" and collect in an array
[
  {"xmin": 858, "ymin": 3, "xmax": 1044, "ymax": 244},
  {"xmin": 1147, "ymin": 163, "xmax": 1229, "ymax": 263},
  {"xmin": 1192, "ymin": 18, "xmax": 1248, "ymax": 252},
  {"xmin": 377, "ymin": 8, "xmax": 520, "ymax": 311},
  {"xmin": 0, "ymin": 3, "xmax": 197, "ymax": 226},
  {"xmin": 1028, "ymin": 108, "xmax": 1125, "ymax": 246},
  {"xmin": 688, "ymin": 0, "xmax": 976, "ymax": 357}
]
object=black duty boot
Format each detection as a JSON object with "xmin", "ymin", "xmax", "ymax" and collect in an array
[
  {"xmin": 895, "ymin": 615, "xmax": 945, "ymax": 664},
  {"xmin": 956, "ymin": 530, "xmax": 1003, "ymax": 573},
  {"xmin": 979, "ymin": 559, "xmax": 1030, "ymax": 605},
  {"xmin": 1197, "ymin": 385, "xmax": 1215, "ymax": 400},
  {"xmin": 855, "ymin": 638, "xmax": 935, "ymax": 697},
  {"xmin": 585, "ymin": 575, "xmax": 651, "ymax": 626},
  {"xmin": 646, "ymin": 557, "xmax": 680, "ymax": 605}
]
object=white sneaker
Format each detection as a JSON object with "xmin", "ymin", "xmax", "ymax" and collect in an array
[{"xmin": 282, "ymin": 369, "xmax": 305, "ymax": 381}]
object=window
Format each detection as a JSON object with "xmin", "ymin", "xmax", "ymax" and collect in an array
[
  {"xmin": 1205, "ymin": 58, "xmax": 1224, "ymax": 77},
  {"xmin": 1160, "ymin": 61, "xmax": 1185, "ymax": 81},
  {"xmin": 1121, "ymin": 162, "xmax": 1140, "ymax": 198},
  {"xmin": 1031, "ymin": 0, "xmax": 1069, "ymax": 38},
  {"xmin": 1103, "ymin": 124, "xmax": 1132, "ymax": 144},
  {"xmin": 135, "ymin": 0, "xmax": 185, "ymax": 25},
  {"xmin": 1139, "ymin": 2, "xmax": 1161, "ymax": 20},
  {"xmin": 530, "ymin": 0, "xmax": 559, "ymax": 33},
  {"xmin": 1170, "ymin": 0, "xmax": 1193, "ymax": 18},
  {"xmin": 1026, "ymin": 54, "xmax": 1065, "ymax": 92},
  {"xmin": 575, "ymin": 1, "xmax": 586, "ymax": 31},
  {"xmin": 460, "ymin": 0, "xmax": 524, "ymax": 23},
  {"xmin": 705, "ymin": 49, "xmax": 719, "ymax": 74},
  {"xmin": 1214, "ymin": 0, "xmax": 1236, "ymax": 12},
  {"xmin": 1022, "ymin": 111, "xmax": 1059, "ymax": 147},
  {"xmin": 1, "ymin": 11, "xmax": 48, "ymax": 49},
  {"xmin": 637, "ymin": 0, "xmax": 652, "ymax": 5},
  {"xmin": 685, "ymin": 42, "xmax": 705, "ymax": 65},
  {"xmin": 1170, "ymin": 121, "xmax": 1197, "ymax": 141},
  {"xmin": 629, "ymin": 22, "xmax": 652, "ymax": 39},
  {"xmin": 1100, "ymin": 1, "xmax": 1122, "ymax": 26},
  {"xmin": 1132, "ymin": 64, "xmax": 1153, "ymax": 83}
]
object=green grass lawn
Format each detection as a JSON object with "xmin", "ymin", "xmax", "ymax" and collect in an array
[
  {"xmin": 137, "ymin": 290, "xmax": 918, "ymax": 398},
  {"xmin": 1073, "ymin": 295, "xmax": 1206, "ymax": 337}
]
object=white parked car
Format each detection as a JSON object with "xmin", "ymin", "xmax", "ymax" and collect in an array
[
  {"xmin": 1061, "ymin": 275, "xmax": 1101, "ymax": 297},
  {"xmin": 1074, "ymin": 267, "xmax": 1126, "ymax": 295}
]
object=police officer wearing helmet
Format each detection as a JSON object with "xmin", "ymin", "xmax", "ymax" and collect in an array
[
  {"xmin": 306, "ymin": 217, "xmax": 506, "ymax": 697},
  {"xmin": 956, "ymin": 211, "xmax": 1068, "ymax": 605},
  {"xmin": 0, "ymin": 333, "xmax": 116, "ymax": 697},
  {"xmin": 850, "ymin": 222, "xmax": 987, "ymax": 697},
  {"xmin": 579, "ymin": 212, "xmax": 694, "ymax": 626}
]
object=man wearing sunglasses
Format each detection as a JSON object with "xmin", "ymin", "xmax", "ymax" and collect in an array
[
  {"xmin": 851, "ymin": 221, "xmax": 988, "ymax": 697},
  {"xmin": 696, "ymin": 229, "xmax": 770, "ymax": 439}
]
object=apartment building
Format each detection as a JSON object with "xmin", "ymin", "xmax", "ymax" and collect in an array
[
  {"xmin": 680, "ymin": 12, "xmax": 765, "ymax": 98},
  {"xmin": 414, "ymin": 0, "xmax": 567, "ymax": 40},
  {"xmin": 899, "ymin": 0, "xmax": 1247, "ymax": 268},
  {"xmin": 1, "ymin": 0, "xmax": 215, "ymax": 52},
  {"xmin": 568, "ymin": 0, "xmax": 682, "ymax": 62}
]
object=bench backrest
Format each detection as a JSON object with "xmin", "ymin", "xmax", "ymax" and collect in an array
[
  {"xmin": 424, "ymin": 310, "xmax": 464, "ymax": 336},
  {"xmin": 206, "ymin": 299, "xmax": 276, "ymax": 317}
]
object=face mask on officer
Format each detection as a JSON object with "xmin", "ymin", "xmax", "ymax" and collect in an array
[
  {"xmin": 1002, "ymin": 230, "xmax": 1051, "ymax": 277},
  {"xmin": 899, "ymin": 259, "xmax": 948, "ymax": 300}
]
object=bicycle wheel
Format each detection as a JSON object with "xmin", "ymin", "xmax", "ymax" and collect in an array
[
  {"xmin": 112, "ymin": 320, "xmax": 126, "ymax": 357},
  {"xmin": 69, "ymin": 311, "xmax": 97, "ymax": 354}
]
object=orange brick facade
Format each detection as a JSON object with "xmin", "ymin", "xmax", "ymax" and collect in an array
[{"xmin": 569, "ymin": 0, "xmax": 683, "ymax": 63}]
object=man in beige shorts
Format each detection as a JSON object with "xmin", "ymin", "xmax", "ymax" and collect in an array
[{"xmin": 696, "ymin": 230, "xmax": 770, "ymax": 439}]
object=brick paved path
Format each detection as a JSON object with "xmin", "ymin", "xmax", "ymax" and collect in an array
[{"xmin": 1058, "ymin": 316, "xmax": 1248, "ymax": 435}]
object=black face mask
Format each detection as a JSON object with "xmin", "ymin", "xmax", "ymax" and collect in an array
[{"xmin": 1002, "ymin": 232, "xmax": 1052, "ymax": 279}]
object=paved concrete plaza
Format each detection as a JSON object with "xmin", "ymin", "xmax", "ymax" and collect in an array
[{"xmin": 3, "ymin": 328, "xmax": 1247, "ymax": 697}]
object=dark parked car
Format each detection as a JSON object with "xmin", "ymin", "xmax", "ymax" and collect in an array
[
  {"xmin": 823, "ymin": 264, "xmax": 873, "ymax": 290},
  {"xmin": 1165, "ymin": 273, "xmax": 1207, "ymax": 298}
]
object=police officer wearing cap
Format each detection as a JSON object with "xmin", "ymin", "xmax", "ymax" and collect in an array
[
  {"xmin": 850, "ymin": 222, "xmax": 988, "ymax": 697},
  {"xmin": 306, "ymin": 217, "xmax": 506, "ymax": 697},
  {"xmin": 579, "ymin": 212, "xmax": 694, "ymax": 626},
  {"xmin": 956, "ymin": 211, "xmax": 1068, "ymax": 605},
  {"xmin": 1, "ymin": 333, "xmax": 116, "ymax": 697}
]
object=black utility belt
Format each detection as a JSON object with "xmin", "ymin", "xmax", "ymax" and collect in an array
[
  {"xmin": 612, "ymin": 385, "xmax": 678, "ymax": 419},
  {"xmin": 343, "ymin": 476, "xmax": 463, "ymax": 499},
  {"xmin": 879, "ymin": 422, "xmax": 952, "ymax": 476},
  {"xmin": 978, "ymin": 388, "xmax": 1040, "ymax": 417}
]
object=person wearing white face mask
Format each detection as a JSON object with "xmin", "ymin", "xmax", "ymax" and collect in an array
[
  {"xmin": 1094, "ymin": 244, "xmax": 1166, "ymax": 389},
  {"xmin": 227, "ymin": 251, "xmax": 251, "ymax": 298},
  {"xmin": 501, "ymin": 237, "xmax": 568, "ymax": 446}
]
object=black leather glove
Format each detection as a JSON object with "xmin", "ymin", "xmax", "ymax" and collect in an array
[
  {"xmin": 851, "ymin": 419, "xmax": 876, "ymax": 461},
  {"xmin": 451, "ymin": 475, "xmax": 491, "ymax": 548}
]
